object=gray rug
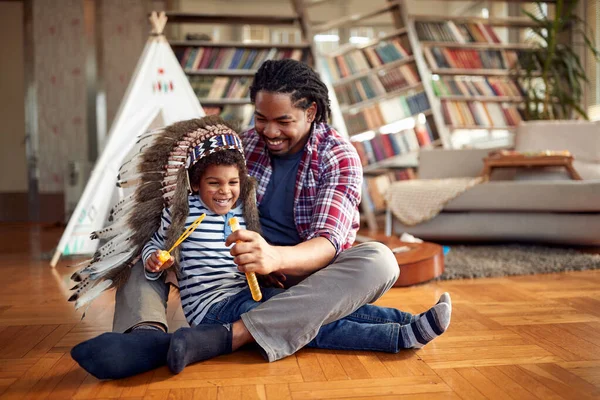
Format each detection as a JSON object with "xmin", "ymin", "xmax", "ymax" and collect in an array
[{"xmin": 441, "ymin": 244, "xmax": 600, "ymax": 280}]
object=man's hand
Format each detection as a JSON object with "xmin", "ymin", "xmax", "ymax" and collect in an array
[
  {"xmin": 144, "ymin": 250, "xmax": 174, "ymax": 273},
  {"xmin": 226, "ymin": 230, "xmax": 284, "ymax": 276}
]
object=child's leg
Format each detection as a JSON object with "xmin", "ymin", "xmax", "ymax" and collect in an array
[
  {"xmin": 70, "ymin": 325, "xmax": 171, "ymax": 380},
  {"xmin": 167, "ymin": 287, "xmax": 283, "ymax": 374}
]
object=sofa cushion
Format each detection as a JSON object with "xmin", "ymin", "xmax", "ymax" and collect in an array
[
  {"xmin": 392, "ymin": 211, "xmax": 600, "ymax": 246},
  {"xmin": 515, "ymin": 121, "xmax": 600, "ymax": 180},
  {"xmin": 444, "ymin": 180, "xmax": 600, "ymax": 212},
  {"xmin": 419, "ymin": 148, "xmax": 495, "ymax": 179}
]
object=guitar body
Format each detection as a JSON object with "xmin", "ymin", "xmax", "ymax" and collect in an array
[{"xmin": 356, "ymin": 235, "xmax": 445, "ymax": 286}]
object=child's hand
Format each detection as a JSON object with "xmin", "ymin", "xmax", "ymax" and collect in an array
[{"xmin": 145, "ymin": 250, "xmax": 174, "ymax": 273}]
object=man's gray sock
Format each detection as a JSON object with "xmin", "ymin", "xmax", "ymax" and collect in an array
[
  {"xmin": 399, "ymin": 303, "xmax": 451, "ymax": 349},
  {"xmin": 411, "ymin": 292, "xmax": 452, "ymax": 323},
  {"xmin": 167, "ymin": 324, "xmax": 232, "ymax": 374},
  {"xmin": 437, "ymin": 292, "xmax": 452, "ymax": 309}
]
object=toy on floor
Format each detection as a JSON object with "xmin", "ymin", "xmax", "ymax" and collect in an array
[{"xmin": 228, "ymin": 217, "xmax": 262, "ymax": 302}]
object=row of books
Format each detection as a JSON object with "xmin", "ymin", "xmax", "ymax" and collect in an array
[
  {"xmin": 325, "ymin": 37, "xmax": 411, "ymax": 81},
  {"xmin": 203, "ymin": 105, "xmax": 255, "ymax": 131},
  {"xmin": 361, "ymin": 169, "xmax": 415, "ymax": 212},
  {"xmin": 176, "ymin": 47, "xmax": 306, "ymax": 71},
  {"xmin": 346, "ymin": 91, "xmax": 431, "ymax": 135},
  {"xmin": 432, "ymin": 76, "xmax": 524, "ymax": 98},
  {"xmin": 441, "ymin": 100, "xmax": 523, "ymax": 128},
  {"xmin": 424, "ymin": 47, "xmax": 523, "ymax": 70},
  {"xmin": 189, "ymin": 76, "xmax": 251, "ymax": 99},
  {"xmin": 351, "ymin": 128, "xmax": 424, "ymax": 168},
  {"xmin": 334, "ymin": 64, "xmax": 421, "ymax": 106},
  {"xmin": 415, "ymin": 21, "xmax": 501, "ymax": 44}
]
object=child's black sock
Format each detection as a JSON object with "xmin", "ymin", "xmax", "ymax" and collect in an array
[
  {"xmin": 167, "ymin": 324, "xmax": 232, "ymax": 374},
  {"xmin": 70, "ymin": 326, "xmax": 170, "ymax": 380}
]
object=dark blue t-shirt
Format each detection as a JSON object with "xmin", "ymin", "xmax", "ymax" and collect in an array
[{"xmin": 258, "ymin": 150, "xmax": 304, "ymax": 246}]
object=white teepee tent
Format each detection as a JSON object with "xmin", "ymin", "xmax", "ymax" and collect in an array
[{"xmin": 50, "ymin": 12, "xmax": 204, "ymax": 266}]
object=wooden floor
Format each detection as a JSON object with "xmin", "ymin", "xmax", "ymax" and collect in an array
[{"xmin": 1, "ymin": 223, "xmax": 600, "ymax": 399}]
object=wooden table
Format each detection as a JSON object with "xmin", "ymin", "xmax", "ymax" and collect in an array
[{"xmin": 479, "ymin": 151, "xmax": 582, "ymax": 181}]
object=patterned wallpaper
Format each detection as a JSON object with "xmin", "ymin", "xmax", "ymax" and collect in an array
[
  {"xmin": 33, "ymin": 0, "xmax": 164, "ymax": 194},
  {"xmin": 100, "ymin": 0, "xmax": 150, "ymax": 129},
  {"xmin": 33, "ymin": 0, "xmax": 87, "ymax": 193}
]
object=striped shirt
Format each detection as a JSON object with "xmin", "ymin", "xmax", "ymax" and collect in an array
[
  {"xmin": 142, "ymin": 195, "xmax": 247, "ymax": 326},
  {"xmin": 243, "ymin": 122, "xmax": 363, "ymax": 256}
]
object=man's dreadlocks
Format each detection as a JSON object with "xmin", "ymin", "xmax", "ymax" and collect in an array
[{"xmin": 249, "ymin": 59, "xmax": 331, "ymax": 123}]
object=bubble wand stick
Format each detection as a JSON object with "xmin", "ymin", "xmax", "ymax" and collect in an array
[
  {"xmin": 228, "ymin": 217, "xmax": 262, "ymax": 302},
  {"xmin": 157, "ymin": 213, "xmax": 206, "ymax": 263}
]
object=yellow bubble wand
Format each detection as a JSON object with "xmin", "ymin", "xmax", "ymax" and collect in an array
[
  {"xmin": 157, "ymin": 213, "xmax": 206, "ymax": 263},
  {"xmin": 228, "ymin": 217, "xmax": 262, "ymax": 302}
]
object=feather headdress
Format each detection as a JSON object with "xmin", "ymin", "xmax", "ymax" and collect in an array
[{"xmin": 68, "ymin": 116, "xmax": 260, "ymax": 309}]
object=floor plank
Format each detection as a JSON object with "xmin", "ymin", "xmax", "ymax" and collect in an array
[{"xmin": 1, "ymin": 223, "xmax": 599, "ymax": 399}]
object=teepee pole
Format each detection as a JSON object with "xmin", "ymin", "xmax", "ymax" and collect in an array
[{"xmin": 149, "ymin": 11, "xmax": 167, "ymax": 35}]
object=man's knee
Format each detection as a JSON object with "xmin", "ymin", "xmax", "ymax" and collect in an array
[
  {"xmin": 337, "ymin": 242, "xmax": 399, "ymax": 288},
  {"xmin": 113, "ymin": 261, "xmax": 169, "ymax": 333},
  {"xmin": 360, "ymin": 241, "xmax": 399, "ymax": 284}
]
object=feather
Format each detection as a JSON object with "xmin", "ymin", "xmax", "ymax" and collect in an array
[
  {"xmin": 137, "ymin": 127, "xmax": 165, "ymax": 141},
  {"xmin": 74, "ymin": 279, "xmax": 114, "ymax": 309},
  {"xmin": 119, "ymin": 153, "xmax": 143, "ymax": 174},
  {"xmin": 110, "ymin": 203, "xmax": 135, "ymax": 220},
  {"xmin": 111, "ymin": 193, "xmax": 136, "ymax": 211},
  {"xmin": 67, "ymin": 258, "xmax": 93, "ymax": 269},
  {"xmin": 110, "ymin": 200, "xmax": 137, "ymax": 221},
  {"xmin": 70, "ymin": 271, "xmax": 83, "ymax": 282},
  {"xmin": 68, "ymin": 276, "xmax": 92, "ymax": 300},
  {"xmin": 93, "ymin": 236, "xmax": 133, "ymax": 261},
  {"xmin": 119, "ymin": 167, "xmax": 163, "ymax": 182},
  {"xmin": 93, "ymin": 229, "xmax": 133, "ymax": 254},
  {"xmin": 129, "ymin": 129, "xmax": 164, "ymax": 154},
  {"xmin": 90, "ymin": 217, "xmax": 129, "ymax": 240},
  {"xmin": 116, "ymin": 176, "xmax": 142, "ymax": 188},
  {"xmin": 87, "ymin": 249, "xmax": 137, "ymax": 278}
]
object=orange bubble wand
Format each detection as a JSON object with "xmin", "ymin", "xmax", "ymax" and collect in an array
[
  {"xmin": 157, "ymin": 213, "xmax": 206, "ymax": 263},
  {"xmin": 228, "ymin": 217, "xmax": 262, "ymax": 302}
]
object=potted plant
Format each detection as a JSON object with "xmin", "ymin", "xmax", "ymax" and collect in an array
[{"xmin": 519, "ymin": 0, "xmax": 599, "ymax": 120}]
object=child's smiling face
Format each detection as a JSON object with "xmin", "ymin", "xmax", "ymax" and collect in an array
[{"xmin": 194, "ymin": 164, "xmax": 241, "ymax": 215}]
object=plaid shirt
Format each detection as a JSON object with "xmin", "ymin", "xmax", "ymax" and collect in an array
[{"xmin": 243, "ymin": 123, "xmax": 363, "ymax": 255}]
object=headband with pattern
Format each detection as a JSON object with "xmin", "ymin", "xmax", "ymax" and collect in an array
[{"xmin": 186, "ymin": 132, "xmax": 244, "ymax": 169}]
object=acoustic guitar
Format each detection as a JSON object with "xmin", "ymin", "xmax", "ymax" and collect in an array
[{"xmin": 355, "ymin": 234, "xmax": 444, "ymax": 287}]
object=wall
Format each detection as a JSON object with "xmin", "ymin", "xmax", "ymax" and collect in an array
[
  {"xmin": 33, "ymin": 0, "xmax": 88, "ymax": 194},
  {"xmin": 0, "ymin": 2, "xmax": 27, "ymax": 194},
  {"xmin": 100, "ymin": 0, "xmax": 163, "ymax": 132}
]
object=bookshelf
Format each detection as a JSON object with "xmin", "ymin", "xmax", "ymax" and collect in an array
[
  {"xmin": 294, "ymin": 0, "xmax": 444, "ymax": 232},
  {"xmin": 408, "ymin": 2, "xmax": 554, "ymax": 149},
  {"xmin": 166, "ymin": 11, "xmax": 314, "ymax": 130}
]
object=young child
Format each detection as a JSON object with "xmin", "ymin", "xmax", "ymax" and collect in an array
[
  {"xmin": 142, "ymin": 140, "xmax": 253, "ymax": 326},
  {"xmin": 70, "ymin": 116, "xmax": 263, "ymax": 379}
]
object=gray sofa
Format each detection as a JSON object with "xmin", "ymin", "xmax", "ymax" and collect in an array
[{"xmin": 386, "ymin": 121, "xmax": 600, "ymax": 245}]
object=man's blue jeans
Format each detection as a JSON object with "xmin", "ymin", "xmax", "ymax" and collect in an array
[{"xmin": 202, "ymin": 287, "xmax": 413, "ymax": 354}]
